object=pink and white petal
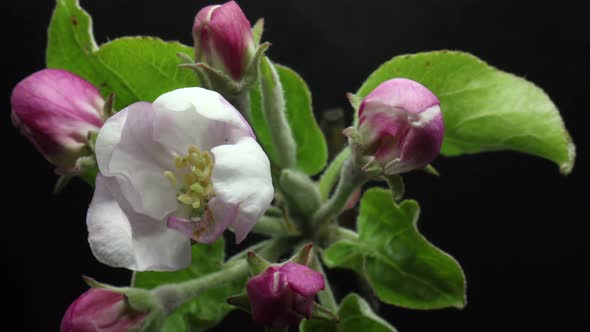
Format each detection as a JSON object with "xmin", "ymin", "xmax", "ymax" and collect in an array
[
  {"xmin": 152, "ymin": 88, "xmax": 254, "ymax": 152},
  {"xmin": 95, "ymin": 108, "xmax": 128, "ymax": 175},
  {"xmin": 197, "ymin": 198, "xmax": 239, "ymax": 243},
  {"xmin": 87, "ymin": 175, "xmax": 191, "ymax": 271},
  {"xmin": 106, "ymin": 102, "xmax": 179, "ymax": 220},
  {"xmin": 210, "ymin": 137, "xmax": 273, "ymax": 243},
  {"xmin": 166, "ymin": 199, "xmax": 237, "ymax": 244},
  {"xmin": 280, "ymin": 262, "xmax": 325, "ymax": 297}
]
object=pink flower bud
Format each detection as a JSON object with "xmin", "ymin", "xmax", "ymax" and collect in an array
[
  {"xmin": 246, "ymin": 262, "xmax": 325, "ymax": 328},
  {"xmin": 11, "ymin": 69, "xmax": 105, "ymax": 171},
  {"xmin": 60, "ymin": 289, "xmax": 147, "ymax": 332},
  {"xmin": 357, "ymin": 78, "xmax": 444, "ymax": 174},
  {"xmin": 193, "ymin": 1, "xmax": 255, "ymax": 80}
]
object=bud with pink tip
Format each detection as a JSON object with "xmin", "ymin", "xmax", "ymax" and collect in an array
[
  {"xmin": 246, "ymin": 262, "xmax": 325, "ymax": 328},
  {"xmin": 60, "ymin": 289, "xmax": 147, "ymax": 332},
  {"xmin": 353, "ymin": 78, "xmax": 444, "ymax": 175},
  {"xmin": 193, "ymin": 1, "xmax": 255, "ymax": 81},
  {"xmin": 11, "ymin": 69, "xmax": 105, "ymax": 172}
]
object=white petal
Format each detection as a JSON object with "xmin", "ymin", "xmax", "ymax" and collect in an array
[
  {"xmin": 95, "ymin": 107, "xmax": 128, "ymax": 175},
  {"xmin": 87, "ymin": 175, "xmax": 191, "ymax": 271},
  {"xmin": 102, "ymin": 102, "xmax": 179, "ymax": 220},
  {"xmin": 152, "ymin": 87, "xmax": 254, "ymax": 153},
  {"xmin": 211, "ymin": 137, "xmax": 274, "ymax": 243}
]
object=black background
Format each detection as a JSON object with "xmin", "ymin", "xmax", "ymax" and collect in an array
[{"xmin": 2, "ymin": 0, "xmax": 588, "ymax": 331}]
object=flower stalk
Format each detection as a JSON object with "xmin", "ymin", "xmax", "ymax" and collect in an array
[
  {"xmin": 312, "ymin": 157, "xmax": 369, "ymax": 228},
  {"xmin": 150, "ymin": 237, "xmax": 292, "ymax": 315}
]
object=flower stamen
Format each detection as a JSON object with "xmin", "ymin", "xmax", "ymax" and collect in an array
[{"xmin": 165, "ymin": 145, "xmax": 215, "ymax": 214}]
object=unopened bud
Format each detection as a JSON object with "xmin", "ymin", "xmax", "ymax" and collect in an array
[
  {"xmin": 11, "ymin": 69, "xmax": 104, "ymax": 171},
  {"xmin": 354, "ymin": 78, "xmax": 444, "ymax": 175}
]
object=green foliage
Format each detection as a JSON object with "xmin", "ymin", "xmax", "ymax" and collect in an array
[
  {"xmin": 47, "ymin": 0, "xmax": 197, "ymax": 110},
  {"xmin": 250, "ymin": 63, "xmax": 328, "ymax": 175},
  {"xmin": 134, "ymin": 240, "xmax": 245, "ymax": 332},
  {"xmin": 300, "ymin": 294, "xmax": 397, "ymax": 332},
  {"xmin": 357, "ymin": 51, "xmax": 575, "ymax": 174},
  {"xmin": 324, "ymin": 188, "xmax": 466, "ymax": 309}
]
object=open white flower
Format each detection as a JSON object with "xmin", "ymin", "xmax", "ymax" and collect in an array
[{"xmin": 87, "ymin": 87, "xmax": 273, "ymax": 271}]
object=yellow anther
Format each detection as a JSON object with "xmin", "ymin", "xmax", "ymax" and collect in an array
[
  {"xmin": 167, "ymin": 145, "xmax": 215, "ymax": 213},
  {"xmin": 183, "ymin": 173, "xmax": 196, "ymax": 187},
  {"xmin": 175, "ymin": 156, "xmax": 185, "ymax": 169},
  {"xmin": 163, "ymin": 171, "xmax": 177, "ymax": 187},
  {"xmin": 177, "ymin": 194, "xmax": 194, "ymax": 205},
  {"xmin": 188, "ymin": 153, "xmax": 202, "ymax": 166},
  {"xmin": 192, "ymin": 166, "xmax": 210, "ymax": 180},
  {"xmin": 191, "ymin": 199, "xmax": 201, "ymax": 209},
  {"xmin": 188, "ymin": 146, "xmax": 200, "ymax": 154},
  {"xmin": 190, "ymin": 183, "xmax": 204, "ymax": 194}
]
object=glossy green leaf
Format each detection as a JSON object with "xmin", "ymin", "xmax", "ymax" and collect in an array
[
  {"xmin": 357, "ymin": 51, "xmax": 575, "ymax": 174},
  {"xmin": 324, "ymin": 188, "xmax": 466, "ymax": 309},
  {"xmin": 300, "ymin": 294, "xmax": 396, "ymax": 332},
  {"xmin": 47, "ymin": 0, "xmax": 197, "ymax": 110},
  {"xmin": 249, "ymin": 63, "xmax": 328, "ymax": 175},
  {"xmin": 134, "ymin": 240, "xmax": 245, "ymax": 332}
]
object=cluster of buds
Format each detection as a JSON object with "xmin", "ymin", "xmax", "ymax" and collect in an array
[
  {"xmin": 345, "ymin": 78, "xmax": 444, "ymax": 178},
  {"xmin": 11, "ymin": 0, "xmax": 448, "ymax": 330}
]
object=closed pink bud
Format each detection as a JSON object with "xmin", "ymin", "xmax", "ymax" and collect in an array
[
  {"xmin": 11, "ymin": 69, "xmax": 105, "ymax": 171},
  {"xmin": 357, "ymin": 78, "xmax": 444, "ymax": 174},
  {"xmin": 60, "ymin": 289, "xmax": 147, "ymax": 332},
  {"xmin": 246, "ymin": 262, "xmax": 325, "ymax": 328},
  {"xmin": 193, "ymin": 1, "xmax": 255, "ymax": 80}
]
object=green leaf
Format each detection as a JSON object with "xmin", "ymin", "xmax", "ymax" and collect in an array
[
  {"xmin": 300, "ymin": 294, "xmax": 396, "ymax": 332},
  {"xmin": 324, "ymin": 188, "xmax": 466, "ymax": 309},
  {"xmin": 357, "ymin": 51, "xmax": 575, "ymax": 174},
  {"xmin": 47, "ymin": 0, "xmax": 197, "ymax": 110},
  {"xmin": 134, "ymin": 239, "xmax": 245, "ymax": 332},
  {"xmin": 249, "ymin": 64, "xmax": 328, "ymax": 175}
]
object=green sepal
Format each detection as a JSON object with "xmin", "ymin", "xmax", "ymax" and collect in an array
[
  {"xmin": 310, "ymin": 302, "xmax": 340, "ymax": 323},
  {"xmin": 102, "ymin": 93, "xmax": 116, "ymax": 116},
  {"xmin": 176, "ymin": 52, "xmax": 194, "ymax": 65},
  {"xmin": 226, "ymin": 293, "xmax": 251, "ymax": 313},
  {"xmin": 53, "ymin": 175, "xmax": 72, "ymax": 194},
  {"xmin": 247, "ymin": 251, "xmax": 272, "ymax": 276},
  {"xmin": 252, "ymin": 18, "xmax": 265, "ymax": 46},
  {"xmin": 288, "ymin": 243, "xmax": 314, "ymax": 266},
  {"xmin": 346, "ymin": 93, "xmax": 363, "ymax": 112},
  {"xmin": 82, "ymin": 276, "xmax": 158, "ymax": 312},
  {"xmin": 242, "ymin": 42, "xmax": 271, "ymax": 89},
  {"xmin": 383, "ymin": 174, "xmax": 404, "ymax": 201},
  {"xmin": 180, "ymin": 43, "xmax": 270, "ymax": 102},
  {"xmin": 180, "ymin": 62, "xmax": 240, "ymax": 94},
  {"xmin": 423, "ymin": 164, "xmax": 440, "ymax": 176},
  {"xmin": 300, "ymin": 293, "xmax": 397, "ymax": 332}
]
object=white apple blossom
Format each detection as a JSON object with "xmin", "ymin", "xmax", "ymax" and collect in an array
[{"xmin": 87, "ymin": 87, "xmax": 273, "ymax": 271}]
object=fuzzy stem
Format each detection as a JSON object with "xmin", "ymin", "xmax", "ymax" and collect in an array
[
  {"xmin": 232, "ymin": 90, "xmax": 252, "ymax": 119},
  {"xmin": 311, "ymin": 252, "xmax": 338, "ymax": 312},
  {"xmin": 312, "ymin": 158, "xmax": 368, "ymax": 227},
  {"xmin": 152, "ymin": 238, "xmax": 290, "ymax": 314}
]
